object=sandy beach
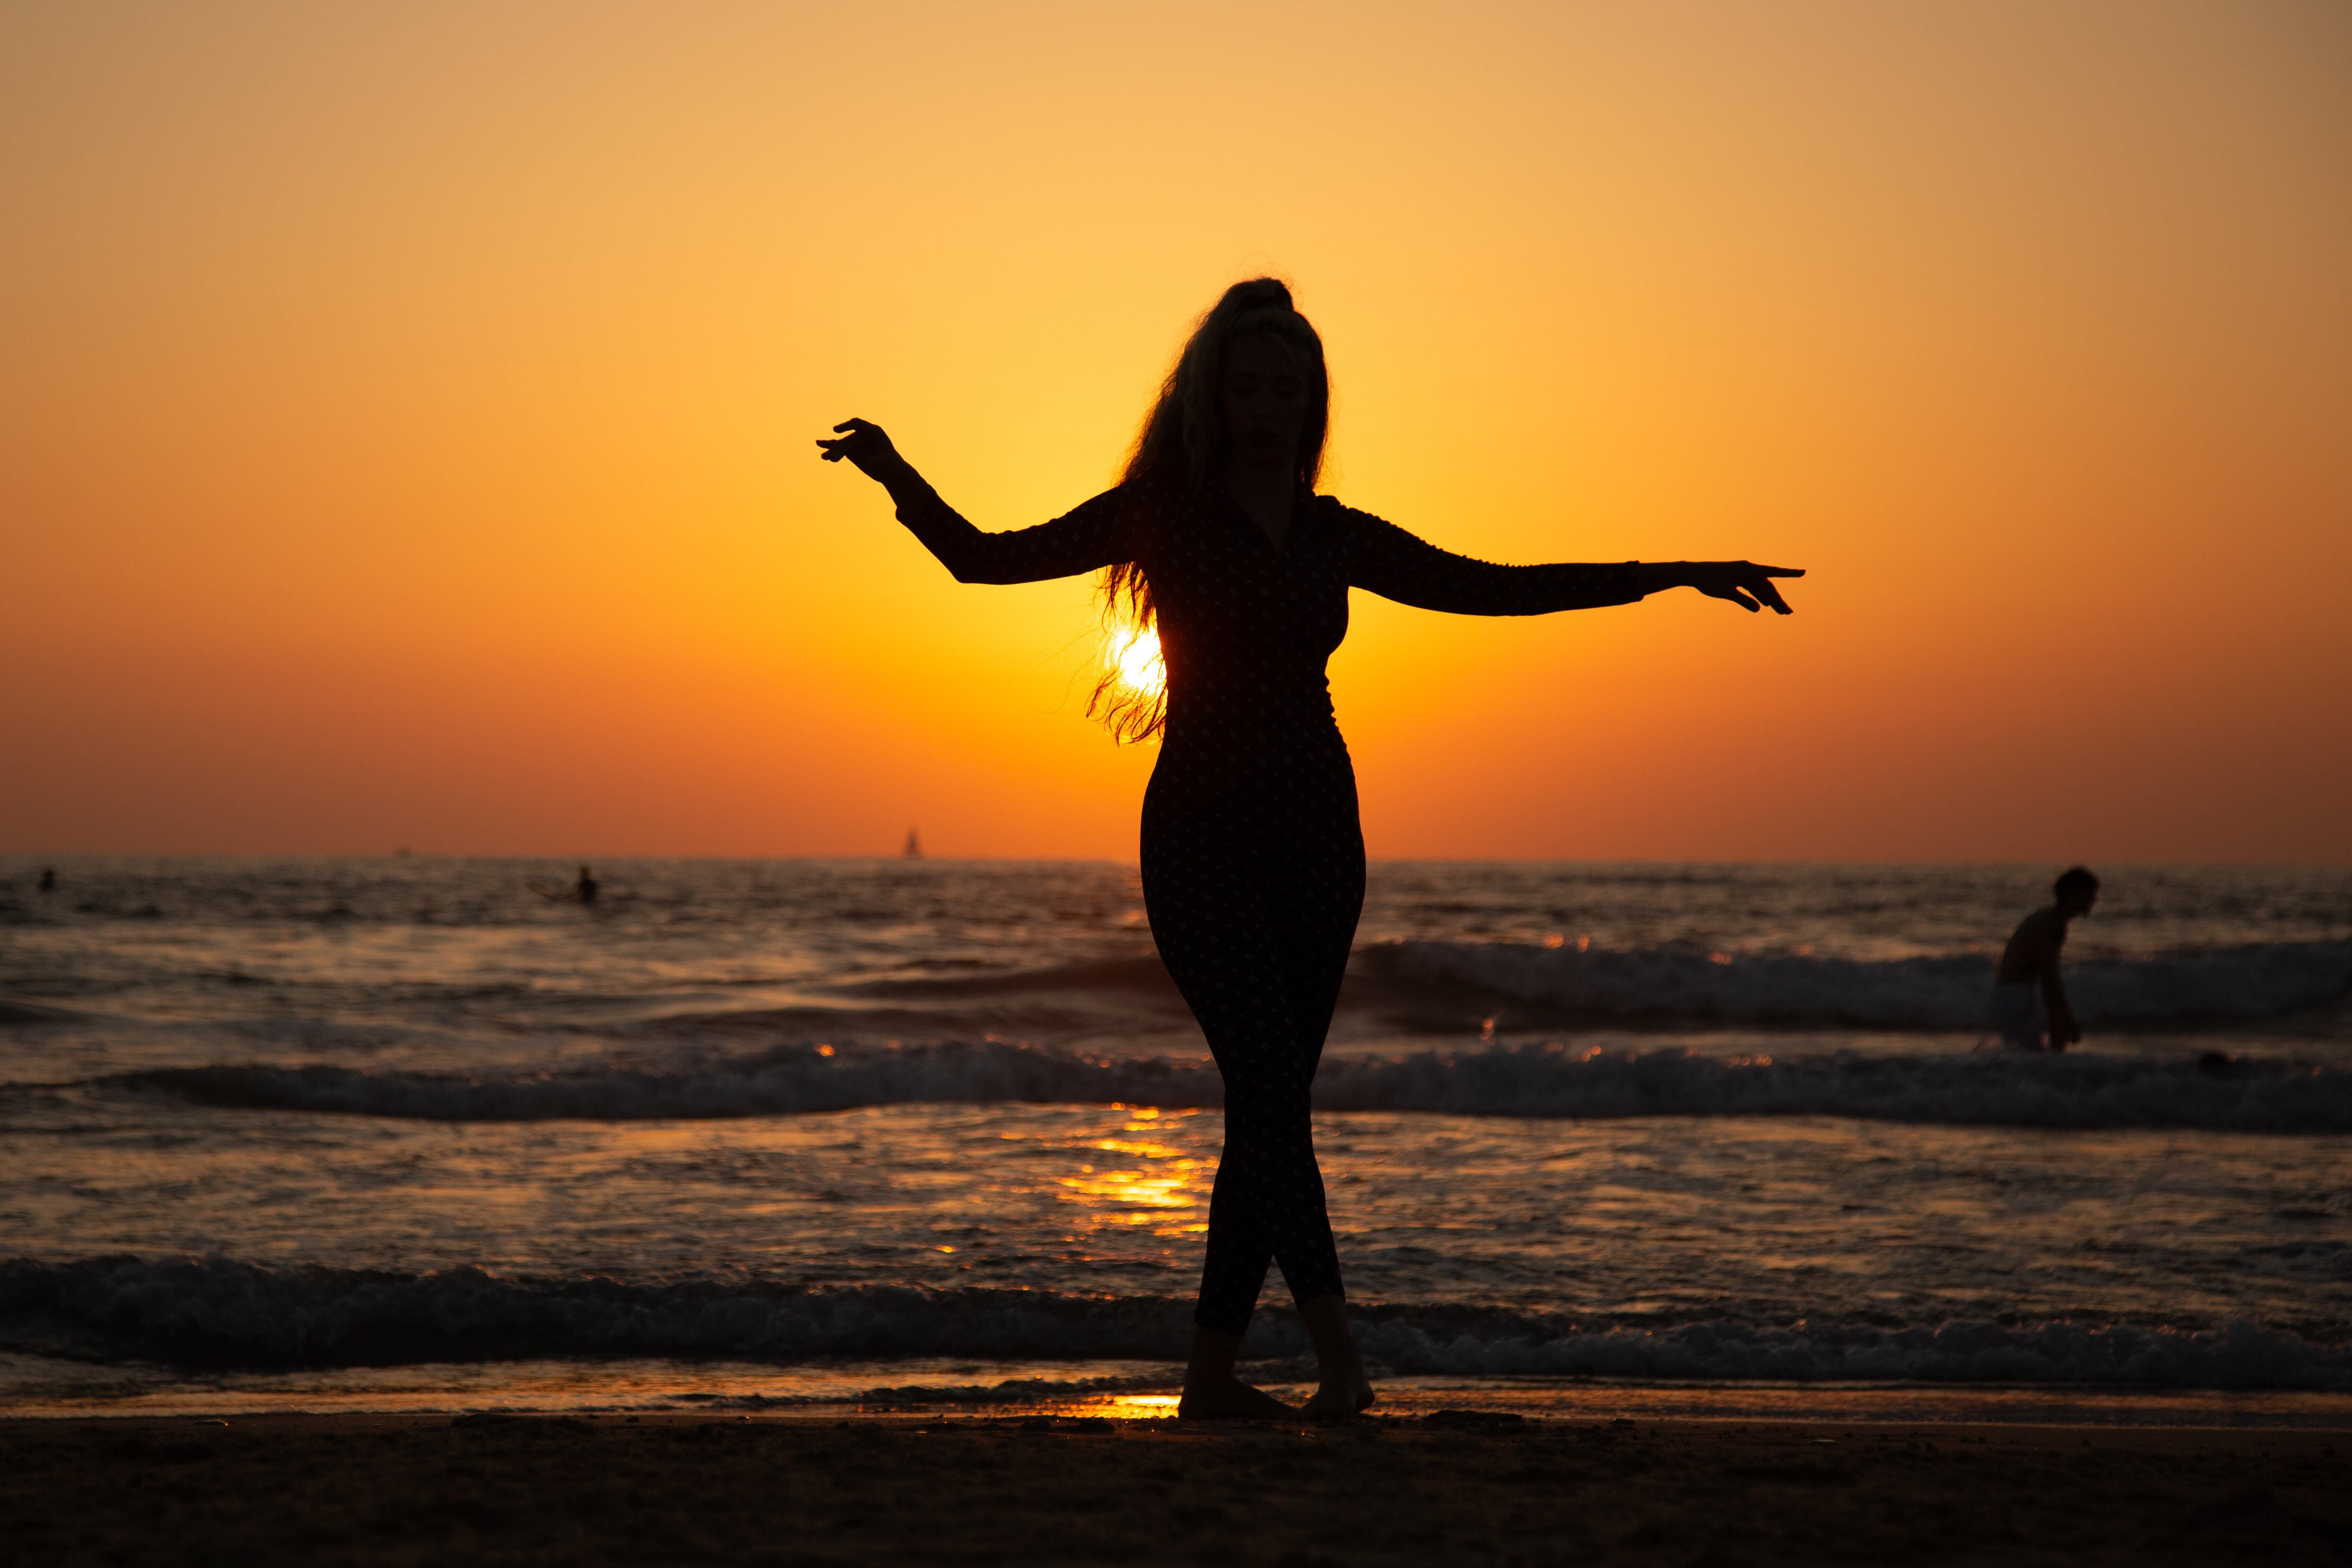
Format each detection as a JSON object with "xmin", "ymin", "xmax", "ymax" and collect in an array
[{"xmin": 6, "ymin": 1410, "xmax": 2346, "ymax": 1566}]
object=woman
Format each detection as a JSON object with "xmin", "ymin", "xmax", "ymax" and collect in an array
[{"xmin": 820, "ymin": 279, "xmax": 1800, "ymax": 1420}]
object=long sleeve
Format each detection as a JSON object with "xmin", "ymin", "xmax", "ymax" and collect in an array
[
  {"xmin": 895, "ymin": 481, "xmax": 1135, "ymax": 585},
  {"xmin": 1337, "ymin": 503, "xmax": 1643, "ymax": 616}
]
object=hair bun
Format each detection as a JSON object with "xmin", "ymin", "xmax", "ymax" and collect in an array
[{"xmin": 1227, "ymin": 277, "xmax": 1293, "ymax": 312}]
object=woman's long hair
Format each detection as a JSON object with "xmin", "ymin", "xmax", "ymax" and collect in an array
[{"xmin": 1087, "ymin": 278, "xmax": 1331, "ymax": 742}]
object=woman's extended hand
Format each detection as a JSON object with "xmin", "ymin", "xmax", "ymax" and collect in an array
[
  {"xmin": 816, "ymin": 418, "xmax": 913, "ymax": 486},
  {"xmin": 1639, "ymin": 561, "xmax": 1804, "ymax": 614}
]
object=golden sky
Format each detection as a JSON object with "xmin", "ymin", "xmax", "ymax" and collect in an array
[{"xmin": 4, "ymin": 1, "xmax": 2347, "ymax": 861}]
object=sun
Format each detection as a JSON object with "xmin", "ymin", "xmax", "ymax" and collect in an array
[{"xmin": 1108, "ymin": 625, "xmax": 1165, "ymax": 697}]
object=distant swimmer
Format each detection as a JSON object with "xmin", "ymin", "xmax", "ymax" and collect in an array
[
  {"xmin": 1994, "ymin": 866, "xmax": 2099, "ymax": 1052},
  {"xmin": 37, "ymin": 867, "xmax": 56, "ymax": 892},
  {"xmin": 574, "ymin": 866, "xmax": 599, "ymax": 903}
]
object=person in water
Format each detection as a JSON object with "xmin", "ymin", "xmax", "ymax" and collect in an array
[
  {"xmin": 819, "ymin": 278, "xmax": 1802, "ymax": 1421},
  {"xmin": 37, "ymin": 867, "xmax": 56, "ymax": 892},
  {"xmin": 574, "ymin": 866, "xmax": 599, "ymax": 903},
  {"xmin": 1994, "ymin": 866, "xmax": 2099, "ymax": 1052}
]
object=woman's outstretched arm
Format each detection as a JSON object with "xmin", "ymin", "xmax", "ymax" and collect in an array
[
  {"xmin": 1341, "ymin": 504, "xmax": 1801, "ymax": 616},
  {"xmin": 818, "ymin": 417, "xmax": 1131, "ymax": 585}
]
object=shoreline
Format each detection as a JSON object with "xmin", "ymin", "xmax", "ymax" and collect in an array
[
  {"xmin": 11, "ymin": 1373, "xmax": 2352, "ymax": 1432},
  {"xmin": 8, "ymin": 1409, "xmax": 2347, "ymax": 1565}
]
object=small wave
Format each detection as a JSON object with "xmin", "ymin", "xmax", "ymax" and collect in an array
[
  {"xmin": 833, "ymin": 954, "xmax": 1180, "ymax": 1002},
  {"xmin": 614, "ymin": 1000, "xmax": 1180, "ymax": 1045},
  {"xmin": 5, "ymin": 1258, "xmax": 2345, "ymax": 1390},
  {"xmin": 0, "ymin": 996, "xmax": 81, "ymax": 1027},
  {"xmin": 1360, "ymin": 937, "xmax": 2352, "ymax": 1031},
  {"xmin": 1346, "ymin": 1311, "xmax": 2352, "ymax": 1391},
  {"xmin": 97, "ymin": 1040, "xmax": 2352, "ymax": 1131},
  {"xmin": 0, "ymin": 1257, "xmax": 1193, "ymax": 1369},
  {"xmin": 105, "ymin": 1043, "xmax": 1221, "ymax": 1122},
  {"xmin": 586, "ymin": 956, "xmax": 1191, "ymax": 1045},
  {"xmin": 616, "ymin": 940, "xmax": 2352, "ymax": 1036},
  {"xmin": 1320, "ymin": 1043, "xmax": 2352, "ymax": 1131}
]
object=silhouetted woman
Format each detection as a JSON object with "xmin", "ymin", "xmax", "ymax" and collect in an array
[{"xmin": 820, "ymin": 279, "xmax": 1800, "ymax": 1420}]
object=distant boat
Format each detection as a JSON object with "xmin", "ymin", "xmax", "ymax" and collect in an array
[{"xmin": 903, "ymin": 828, "xmax": 923, "ymax": 859}]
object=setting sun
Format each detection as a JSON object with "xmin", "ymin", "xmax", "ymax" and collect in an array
[{"xmin": 1108, "ymin": 626, "xmax": 1166, "ymax": 703}]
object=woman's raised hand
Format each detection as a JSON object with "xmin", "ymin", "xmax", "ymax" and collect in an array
[
  {"xmin": 1641, "ymin": 561, "xmax": 1804, "ymax": 614},
  {"xmin": 816, "ymin": 418, "xmax": 911, "ymax": 485}
]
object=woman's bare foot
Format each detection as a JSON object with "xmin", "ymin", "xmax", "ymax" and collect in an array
[
  {"xmin": 1299, "ymin": 1377, "xmax": 1374, "ymax": 1422},
  {"xmin": 1298, "ymin": 1352, "xmax": 1376, "ymax": 1422},
  {"xmin": 1177, "ymin": 1373, "xmax": 1298, "ymax": 1421},
  {"xmin": 1297, "ymin": 1294, "xmax": 1377, "ymax": 1422},
  {"xmin": 1179, "ymin": 1324, "xmax": 1296, "ymax": 1420}
]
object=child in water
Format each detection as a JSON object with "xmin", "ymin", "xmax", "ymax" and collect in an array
[{"xmin": 1994, "ymin": 866, "xmax": 2099, "ymax": 1051}]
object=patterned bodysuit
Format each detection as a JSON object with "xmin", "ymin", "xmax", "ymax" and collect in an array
[{"xmin": 899, "ymin": 478, "xmax": 1640, "ymax": 1334}]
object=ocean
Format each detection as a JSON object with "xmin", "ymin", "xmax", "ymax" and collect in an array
[{"xmin": 4, "ymin": 856, "xmax": 2349, "ymax": 1425}]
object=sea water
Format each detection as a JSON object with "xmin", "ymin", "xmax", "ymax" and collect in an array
[{"xmin": 3, "ymin": 856, "xmax": 2348, "ymax": 1423}]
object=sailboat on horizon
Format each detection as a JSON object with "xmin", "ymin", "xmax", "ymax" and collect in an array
[{"xmin": 902, "ymin": 828, "xmax": 922, "ymax": 860}]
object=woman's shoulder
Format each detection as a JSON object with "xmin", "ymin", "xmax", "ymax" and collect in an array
[
  {"xmin": 1072, "ymin": 475, "xmax": 1190, "ymax": 516},
  {"xmin": 1307, "ymin": 491, "xmax": 1395, "ymax": 538},
  {"xmin": 1051, "ymin": 478, "xmax": 1183, "ymax": 561},
  {"xmin": 1055, "ymin": 479, "xmax": 1161, "ymax": 525}
]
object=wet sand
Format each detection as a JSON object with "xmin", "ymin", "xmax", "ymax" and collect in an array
[{"xmin": 5, "ymin": 1410, "xmax": 2346, "ymax": 1565}]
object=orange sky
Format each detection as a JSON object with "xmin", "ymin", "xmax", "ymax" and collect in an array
[{"xmin": 4, "ymin": 1, "xmax": 2347, "ymax": 862}]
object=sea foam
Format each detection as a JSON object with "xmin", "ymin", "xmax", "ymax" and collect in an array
[
  {"xmin": 6, "ymin": 1257, "xmax": 2345, "ymax": 1391},
  {"xmin": 89, "ymin": 1038, "xmax": 2352, "ymax": 1131}
]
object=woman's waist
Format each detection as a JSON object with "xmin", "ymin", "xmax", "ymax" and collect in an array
[
  {"xmin": 1162, "ymin": 668, "xmax": 1337, "ymax": 725},
  {"xmin": 1159, "ymin": 703, "xmax": 1349, "ymax": 754},
  {"xmin": 1151, "ymin": 718, "xmax": 1356, "ymax": 795}
]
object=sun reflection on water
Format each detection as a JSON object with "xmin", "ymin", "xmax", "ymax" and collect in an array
[
  {"xmin": 1050, "ymin": 1105, "xmax": 1208, "ymax": 1236},
  {"xmin": 1057, "ymin": 1164, "xmax": 1200, "ymax": 1228},
  {"xmin": 1089, "ymin": 1138, "xmax": 1185, "ymax": 1158}
]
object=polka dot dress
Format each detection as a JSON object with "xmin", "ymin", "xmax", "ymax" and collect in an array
[{"xmin": 899, "ymin": 477, "xmax": 1640, "ymax": 1333}]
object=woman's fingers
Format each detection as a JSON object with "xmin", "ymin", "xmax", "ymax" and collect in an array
[
  {"xmin": 1747, "ymin": 565, "xmax": 1798, "ymax": 613},
  {"xmin": 817, "ymin": 417, "xmax": 905, "ymax": 484},
  {"xmin": 1729, "ymin": 561, "xmax": 1799, "ymax": 614},
  {"xmin": 1687, "ymin": 561, "xmax": 1802, "ymax": 613},
  {"xmin": 818, "ymin": 418, "xmax": 882, "ymax": 464}
]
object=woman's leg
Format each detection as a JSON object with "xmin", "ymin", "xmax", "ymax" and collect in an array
[
  {"xmin": 1144, "ymin": 767, "xmax": 1370, "ymax": 1415},
  {"xmin": 1144, "ymin": 828, "xmax": 1335, "ymax": 1335},
  {"xmin": 1271, "ymin": 803, "xmax": 1374, "ymax": 1419}
]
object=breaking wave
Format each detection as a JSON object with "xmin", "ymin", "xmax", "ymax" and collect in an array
[
  {"xmin": 584, "ymin": 939, "xmax": 2352, "ymax": 1045},
  {"xmin": 5, "ymin": 1257, "xmax": 2345, "ymax": 1390},
  {"xmin": 88, "ymin": 1038, "xmax": 2352, "ymax": 1130},
  {"xmin": 1357, "ymin": 937, "xmax": 2352, "ymax": 1031}
]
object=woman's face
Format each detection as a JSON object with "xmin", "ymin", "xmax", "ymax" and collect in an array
[{"xmin": 1220, "ymin": 333, "xmax": 1311, "ymax": 470}]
